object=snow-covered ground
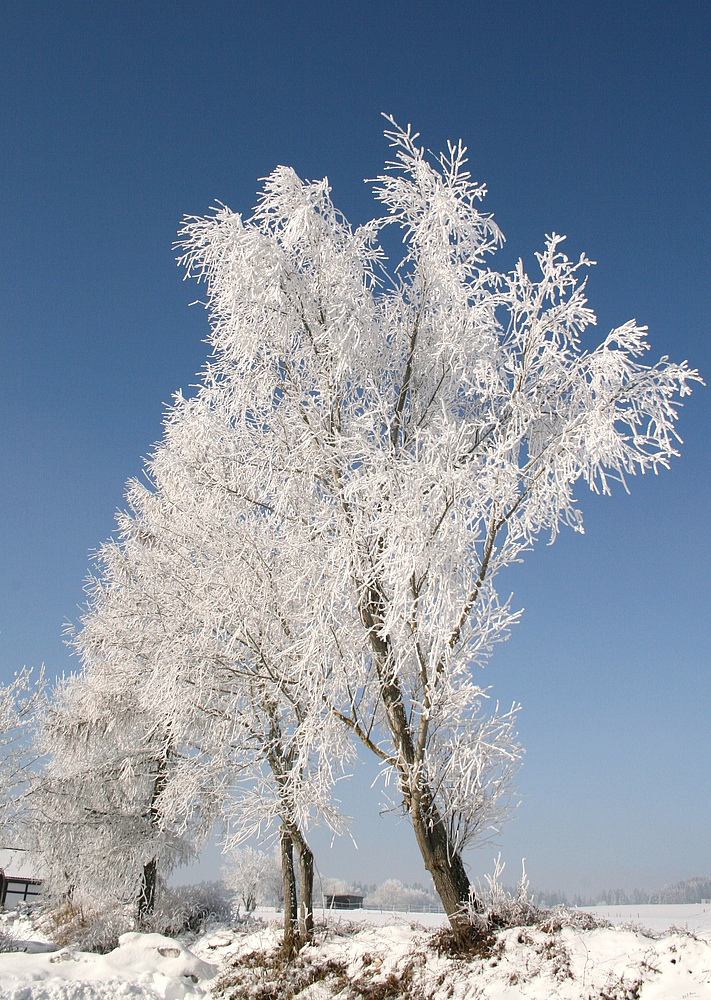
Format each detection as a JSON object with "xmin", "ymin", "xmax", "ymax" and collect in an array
[
  {"xmin": 583, "ymin": 903, "xmax": 711, "ymax": 935},
  {"xmin": 1, "ymin": 905, "xmax": 710, "ymax": 999}
]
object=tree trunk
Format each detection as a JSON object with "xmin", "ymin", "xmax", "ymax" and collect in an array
[
  {"xmin": 297, "ymin": 840, "xmax": 314, "ymax": 944},
  {"xmin": 262, "ymin": 699, "xmax": 315, "ymax": 951},
  {"xmin": 391, "ymin": 710, "xmax": 476, "ymax": 940},
  {"xmin": 137, "ymin": 858, "xmax": 158, "ymax": 925},
  {"xmin": 137, "ymin": 749, "xmax": 171, "ymax": 925},
  {"xmin": 280, "ymin": 826, "xmax": 299, "ymax": 959},
  {"xmin": 410, "ymin": 799, "xmax": 476, "ymax": 941},
  {"xmin": 364, "ymin": 617, "xmax": 477, "ymax": 943},
  {"xmin": 287, "ymin": 823, "xmax": 314, "ymax": 945}
]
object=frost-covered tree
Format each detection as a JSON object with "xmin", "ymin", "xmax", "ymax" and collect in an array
[
  {"xmin": 63, "ymin": 459, "xmax": 352, "ymax": 955},
  {"xmin": 170, "ymin": 119, "xmax": 699, "ymax": 940},
  {"xmin": 32, "ymin": 538, "xmax": 226, "ymax": 924},
  {"xmin": 31, "ymin": 664, "xmax": 214, "ymax": 923},
  {"xmin": 0, "ymin": 668, "xmax": 43, "ymax": 840},
  {"xmin": 139, "ymin": 417, "xmax": 355, "ymax": 952}
]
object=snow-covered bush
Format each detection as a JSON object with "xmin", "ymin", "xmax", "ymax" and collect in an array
[
  {"xmin": 463, "ymin": 856, "xmax": 540, "ymax": 931},
  {"xmin": 454, "ymin": 856, "xmax": 607, "ymax": 940},
  {"xmin": 149, "ymin": 881, "xmax": 235, "ymax": 936},
  {"xmin": 0, "ymin": 923, "xmax": 20, "ymax": 953},
  {"xmin": 36, "ymin": 881, "xmax": 234, "ymax": 951}
]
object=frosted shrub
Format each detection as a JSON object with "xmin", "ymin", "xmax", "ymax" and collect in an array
[
  {"xmin": 39, "ymin": 898, "xmax": 133, "ymax": 953},
  {"xmin": 463, "ymin": 857, "xmax": 540, "ymax": 931},
  {"xmin": 149, "ymin": 881, "xmax": 235, "ymax": 937},
  {"xmin": 458, "ymin": 856, "xmax": 607, "ymax": 937},
  {"xmin": 0, "ymin": 924, "xmax": 20, "ymax": 953}
]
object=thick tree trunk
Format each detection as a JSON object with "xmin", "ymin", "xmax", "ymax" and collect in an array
[
  {"xmin": 363, "ymin": 612, "xmax": 477, "ymax": 943},
  {"xmin": 280, "ymin": 826, "xmax": 299, "ymax": 959},
  {"xmin": 410, "ymin": 800, "xmax": 475, "ymax": 941},
  {"xmin": 137, "ymin": 858, "xmax": 158, "ymax": 925},
  {"xmin": 393, "ymin": 727, "xmax": 475, "ymax": 939}
]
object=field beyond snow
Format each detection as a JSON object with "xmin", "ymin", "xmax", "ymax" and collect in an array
[{"xmin": 1, "ymin": 905, "xmax": 710, "ymax": 999}]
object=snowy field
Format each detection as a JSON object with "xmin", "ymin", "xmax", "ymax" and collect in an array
[
  {"xmin": 1, "ymin": 905, "xmax": 711, "ymax": 999},
  {"xmin": 310, "ymin": 902, "xmax": 711, "ymax": 934}
]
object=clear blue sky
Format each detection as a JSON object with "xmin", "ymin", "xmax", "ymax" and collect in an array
[{"xmin": 1, "ymin": 1, "xmax": 708, "ymax": 898}]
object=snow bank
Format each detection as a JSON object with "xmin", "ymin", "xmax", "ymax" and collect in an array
[
  {"xmin": 200, "ymin": 912, "xmax": 711, "ymax": 1000},
  {"xmin": 0, "ymin": 931, "xmax": 217, "ymax": 1000}
]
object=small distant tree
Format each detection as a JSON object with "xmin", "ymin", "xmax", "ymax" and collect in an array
[
  {"xmin": 224, "ymin": 846, "xmax": 281, "ymax": 912},
  {"xmin": 363, "ymin": 879, "xmax": 435, "ymax": 912},
  {"xmin": 173, "ymin": 118, "xmax": 700, "ymax": 941}
]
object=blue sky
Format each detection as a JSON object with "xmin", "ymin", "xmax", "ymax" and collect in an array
[{"xmin": 1, "ymin": 1, "xmax": 708, "ymax": 897}]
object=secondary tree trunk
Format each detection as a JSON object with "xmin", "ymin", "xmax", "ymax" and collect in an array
[
  {"xmin": 286, "ymin": 821, "xmax": 314, "ymax": 945},
  {"xmin": 261, "ymin": 697, "xmax": 315, "ymax": 952},
  {"xmin": 136, "ymin": 752, "xmax": 171, "ymax": 925},
  {"xmin": 280, "ymin": 826, "xmax": 299, "ymax": 959}
]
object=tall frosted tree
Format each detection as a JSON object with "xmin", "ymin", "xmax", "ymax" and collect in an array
[
  {"xmin": 133, "ymin": 455, "xmax": 352, "ymax": 953},
  {"xmin": 171, "ymin": 119, "xmax": 699, "ymax": 939}
]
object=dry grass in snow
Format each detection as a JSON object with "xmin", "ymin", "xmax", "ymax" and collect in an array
[{"xmin": 202, "ymin": 909, "xmax": 711, "ymax": 1000}]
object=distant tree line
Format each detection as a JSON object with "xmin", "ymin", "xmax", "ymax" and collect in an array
[
  {"xmin": 526, "ymin": 876, "xmax": 711, "ymax": 907},
  {"xmin": 314, "ymin": 874, "xmax": 711, "ymax": 911}
]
